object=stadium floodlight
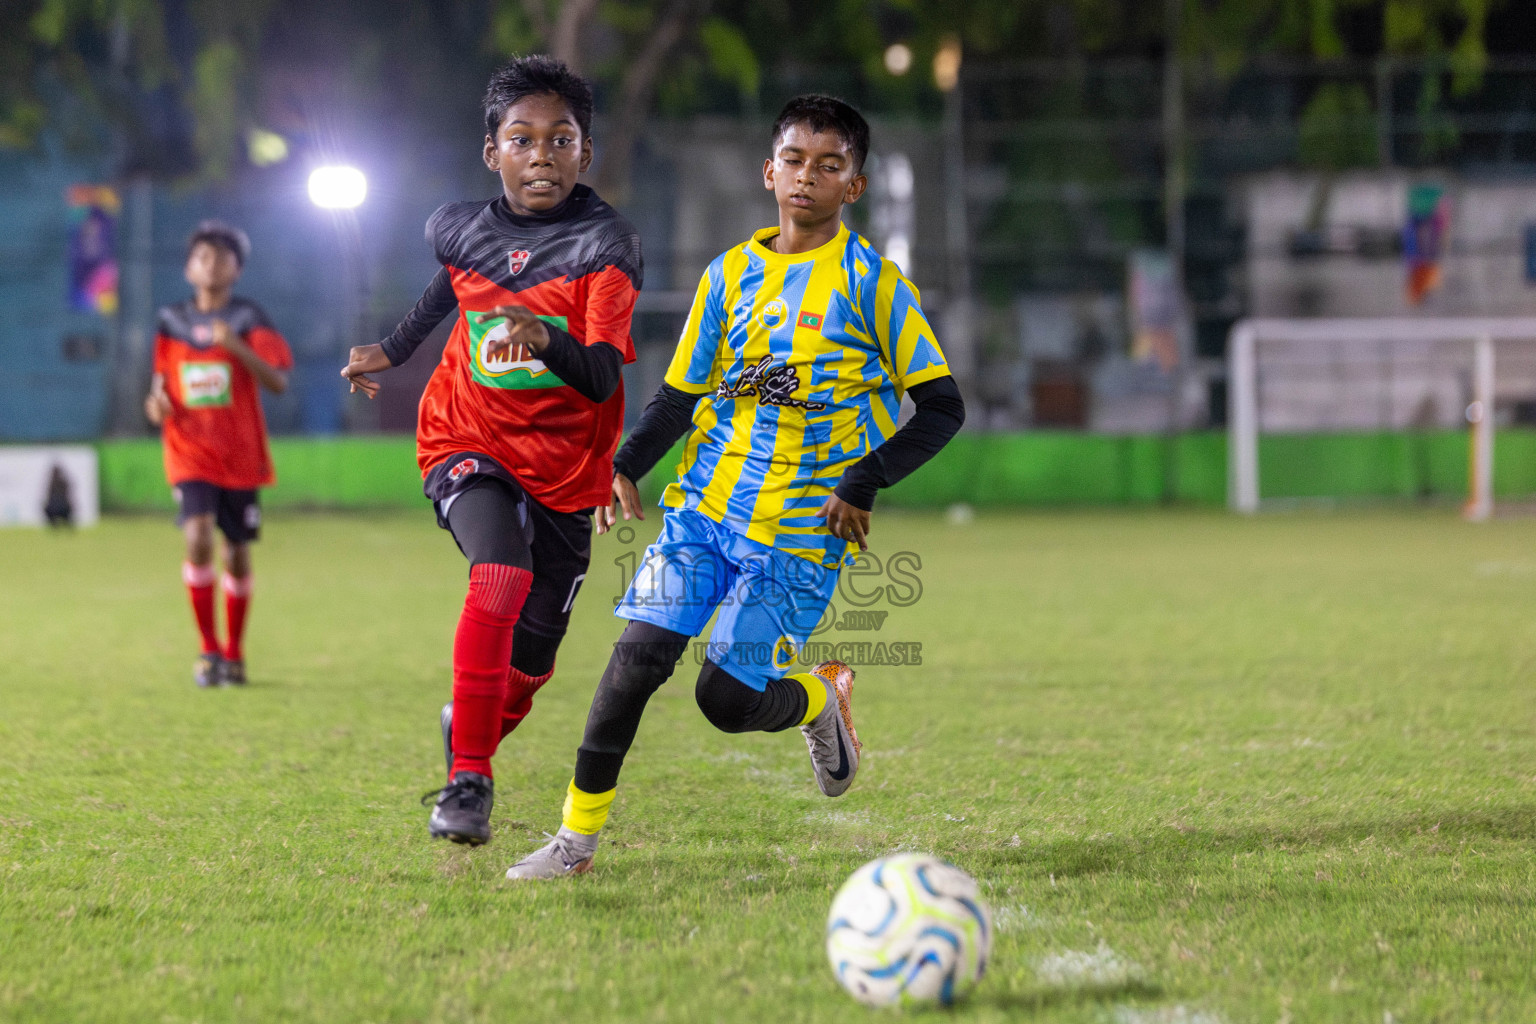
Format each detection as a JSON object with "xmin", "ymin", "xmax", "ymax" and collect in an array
[
  {"xmin": 883, "ymin": 43, "xmax": 913, "ymax": 76},
  {"xmin": 308, "ymin": 165, "xmax": 368, "ymax": 209},
  {"xmin": 1226, "ymin": 317, "xmax": 1536, "ymax": 519}
]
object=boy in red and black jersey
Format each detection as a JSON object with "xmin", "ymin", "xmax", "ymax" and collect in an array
[
  {"xmin": 342, "ymin": 55, "xmax": 640, "ymax": 846},
  {"xmin": 145, "ymin": 220, "xmax": 293, "ymax": 688}
]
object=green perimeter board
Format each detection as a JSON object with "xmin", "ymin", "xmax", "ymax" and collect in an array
[
  {"xmin": 91, "ymin": 429, "xmax": 1536, "ymax": 512},
  {"xmin": 96, "ymin": 438, "xmax": 426, "ymax": 513}
]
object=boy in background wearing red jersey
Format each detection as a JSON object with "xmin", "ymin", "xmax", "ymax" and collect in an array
[
  {"xmin": 341, "ymin": 56, "xmax": 641, "ymax": 846},
  {"xmin": 145, "ymin": 221, "xmax": 293, "ymax": 688}
]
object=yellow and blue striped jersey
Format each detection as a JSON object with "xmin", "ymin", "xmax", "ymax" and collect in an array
[{"xmin": 661, "ymin": 222, "xmax": 951, "ymax": 567}]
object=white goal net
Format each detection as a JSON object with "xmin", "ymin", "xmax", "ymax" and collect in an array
[{"xmin": 1227, "ymin": 318, "xmax": 1536, "ymax": 517}]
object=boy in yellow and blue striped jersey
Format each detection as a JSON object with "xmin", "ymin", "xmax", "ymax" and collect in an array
[{"xmin": 505, "ymin": 95, "xmax": 966, "ymax": 879}]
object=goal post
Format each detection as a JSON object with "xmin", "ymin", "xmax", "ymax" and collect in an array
[{"xmin": 1227, "ymin": 317, "xmax": 1536, "ymax": 516}]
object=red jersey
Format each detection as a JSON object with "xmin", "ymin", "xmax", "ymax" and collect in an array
[
  {"xmin": 414, "ymin": 188, "xmax": 640, "ymax": 512},
  {"xmin": 153, "ymin": 297, "xmax": 293, "ymax": 489}
]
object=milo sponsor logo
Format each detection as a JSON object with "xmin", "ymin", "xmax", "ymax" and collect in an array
[
  {"xmin": 179, "ymin": 361, "xmax": 232, "ymax": 408},
  {"xmin": 467, "ymin": 311, "xmax": 569, "ymax": 390}
]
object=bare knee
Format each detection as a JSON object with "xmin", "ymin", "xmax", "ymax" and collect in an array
[
  {"xmin": 224, "ymin": 540, "xmax": 251, "ymax": 578},
  {"xmin": 183, "ymin": 516, "xmax": 215, "ymax": 566}
]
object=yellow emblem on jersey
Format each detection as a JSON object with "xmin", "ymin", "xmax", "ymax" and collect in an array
[{"xmin": 757, "ymin": 297, "xmax": 789, "ymax": 330}]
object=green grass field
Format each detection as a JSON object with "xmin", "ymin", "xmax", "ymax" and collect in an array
[{"xmin": 3, "ymin": 509, "xmax": 1534, "ymax": 1023}]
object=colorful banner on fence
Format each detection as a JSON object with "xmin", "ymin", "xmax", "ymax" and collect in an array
[
  {"xmin": 1404, "ymin": 184, "xmax": 1448, "ymax": 306},
  {"xmin": 1127, "ymin": 249, "xmax": 1182, "ymax": 371},
  {"xmin": 67, "ymin": 185, "xmax": 120, "ymax": 316}
]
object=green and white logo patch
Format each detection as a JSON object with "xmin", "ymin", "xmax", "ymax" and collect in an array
[
  {"xmin": 179, "ymin": 362, "xmax": 232, "ymax": 407},
  {"xmin": 466, "ymin": 311, "xmax": 570, "ymax": 390}
]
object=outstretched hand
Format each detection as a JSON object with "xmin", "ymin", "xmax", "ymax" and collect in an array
[
  {"xmin": 597, "ymin": 473, "xmax": 644, "ymax": 536},
  {"xmin": 341, "ymin": 343, "xmax": 393, "ymax": 399},
  {"xmin": 819, "ymin": 493, "xmax": 870, "ymax": 551},
  {"xmin": 476, "ymin": 305, "xmax": 551, "ymax": 359}
]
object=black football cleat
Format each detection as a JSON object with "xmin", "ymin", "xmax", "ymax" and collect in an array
[
  {"xmin": 423, "ymin": 771, "xmax": 494, "ymax": 845},
  {"xmin": 219, "ymin": 658, "xmax": 247, "ymax": 686},
  {"xmin": 194, "ymin": 652, "xmax": 223, "ymax": 688}
]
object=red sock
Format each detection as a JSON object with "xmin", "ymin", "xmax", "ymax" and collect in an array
[
  {"xmin": 500, "ymin": 665, "xmax": 554, "ymax": 740},
  {"xmin": 450, "ymin": 563, "xmax": 532, "ymax": 778},
  {"xmin": 222, "ymin": 572, "xmax": 252, "ymax": 661},
  {"xmin": 183, "ymin": 561, "xmax": 219, "ymax": 654}
]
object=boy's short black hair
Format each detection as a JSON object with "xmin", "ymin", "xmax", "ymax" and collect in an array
[
  {"xmin": 770, "ymin": 95, "xmax": 870, "ymax": 173},
  {"xmin": 187, "ymin": 220, "xmax": 250, "ymax": 267},
  {"xmin": 483, "ymin": 55, "xmax": 594, "ymax": 139}
]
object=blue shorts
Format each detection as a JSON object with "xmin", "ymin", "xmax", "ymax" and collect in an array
[{"xmin": 616, "ymin": 509, "xmax": 838, "ymax": 690}]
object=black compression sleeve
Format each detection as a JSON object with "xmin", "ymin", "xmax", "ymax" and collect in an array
[
  {"xmin": 574, "ymin": 620, "xmax": 691, "ymax": 794},
  {"xmin": 694, "ymin": 661, "xmax": 808, "ymax": 734},
  {"xmin": 833, "ymin": 375, "xmax": 966, "ymax": 512},
  {"xmin": 538, "ymin": 326, "xmax": 623, "ymax": 404},
  {"xmin": 380, "ymin": 268, "xmax": 457, "ymax": 366},
  {"xmin": 611, "ymin": 384, "xmax": 702, "ymax": 482}
]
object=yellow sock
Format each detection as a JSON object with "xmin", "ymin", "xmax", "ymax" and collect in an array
[
  {"xmin": 561, "ymin": 779, "xmax": 616, "ymax": 835},
  {"xmin": 790, "ymin": 672, "xmax": 828, "ymax": 725}
]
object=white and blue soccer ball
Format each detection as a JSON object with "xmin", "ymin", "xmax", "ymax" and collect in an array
[{"xmin": 825, "ymin": 853, "xmax": 992, "ymax": 1007}]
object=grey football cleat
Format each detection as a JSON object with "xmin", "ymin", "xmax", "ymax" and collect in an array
[
  {"xmin": 439, "ymin": 702, "xmax": 453, "ymax": 779},
  {"xmin": 423, "ymin": 771, "xmax": 494, "ymax": 845},
  {"xmin": 505, "ymin": 826, "xmax": 598, "ymax": 880},
  {"xmin": 800, "ymin": 660, "xmax": 861, "ymax": 797}
]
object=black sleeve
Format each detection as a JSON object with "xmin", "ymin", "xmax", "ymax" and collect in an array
[
  {"xmin": 833, "ymin": 375, "xmax": 966, "ymax": 512},
  {"xmin": 380, "ymin": 268, "xmax": 457, "ymax": 366},
  {"xmin": 539, "ymin": 326, "xmax": 624, "ymax": 404},
  {"xmin": 611, "ymin": 384, "xmax": 702, "ymax": 482}
]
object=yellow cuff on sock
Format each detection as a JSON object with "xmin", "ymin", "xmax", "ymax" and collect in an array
[
  {"xmin": 791, "ymin": 672, "xmax": 828, "ymax": 725},
  {"xmin": 561, "ymin": 779, "xmax": 616, "ymax": 836}
]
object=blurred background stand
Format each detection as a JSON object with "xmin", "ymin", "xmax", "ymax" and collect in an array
[{"xmin": 3, "ymin": 0, "xmax": 1536, "ymax": 511}]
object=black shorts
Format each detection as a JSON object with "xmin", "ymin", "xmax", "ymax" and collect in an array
[
  {"xmin": 175, "ymin": 481, "xmax": 261, "ymax": 544},
  {"xmin": 424, "ymin": 453, "xmax": 592, "ymax": 640}
]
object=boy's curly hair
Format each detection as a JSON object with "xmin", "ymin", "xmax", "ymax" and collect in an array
[{"xmin": 483, "ymin": 55, "xmax": 595, "ymax": 138}]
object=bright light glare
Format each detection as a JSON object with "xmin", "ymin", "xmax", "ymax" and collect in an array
[
  {"xmin": 883, "ymin": 43, "xmax": 913, "ymax": 76},
  {"xmin": 933, "ymin": 36, "xmax": 962, "ymax": 92},
  {"xmin": 886, "ymin": 153, "xmax": 914, "ymax": 201},
  {"xmin": 247, "ymin": 127, "xmax": 289, "ymax": 167},
  {"xmin": 308, "ymin": 165, "xmax": 368, "ymax": 209}
]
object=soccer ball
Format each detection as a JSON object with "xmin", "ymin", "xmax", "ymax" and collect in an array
[{"xmin": 825, "ymin": 853, "xmax": 992, "ymax": 1007}]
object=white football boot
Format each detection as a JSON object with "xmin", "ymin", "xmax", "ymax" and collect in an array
[{"xmin": 505, "ymin": 826, "xmax": 598, "ymax": 880}]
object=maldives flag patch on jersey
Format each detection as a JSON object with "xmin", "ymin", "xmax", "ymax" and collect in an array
[
  {"xmin": 796, "ymin": 310, "xmax": 824, "ymax": 331},
  {"xmin": 466, "ymin": 310, "xmax": 570, "ymax": 390}
]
